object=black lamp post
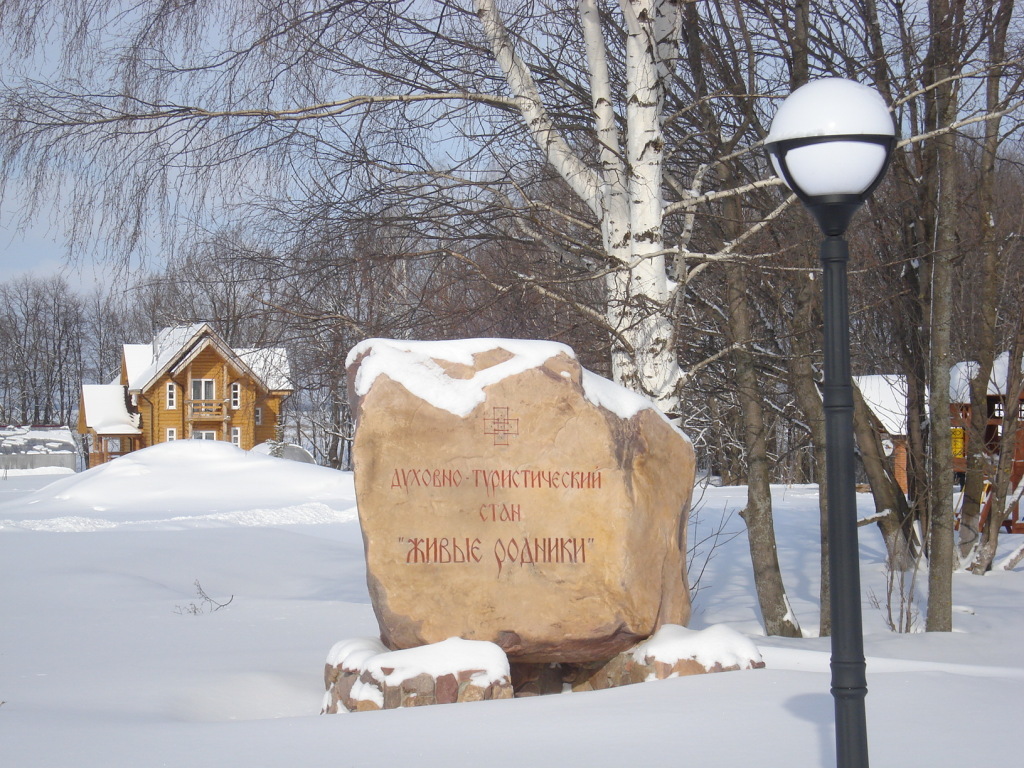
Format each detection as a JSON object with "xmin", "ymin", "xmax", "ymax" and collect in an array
[{"xmin": 764, "ymin": 78, "xmax": 896, "ymax": 768}]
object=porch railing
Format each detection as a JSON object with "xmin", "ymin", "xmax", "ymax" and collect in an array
[{"xmin": 187, "ymin": 399, "xmax": 228, "ymax": 419}]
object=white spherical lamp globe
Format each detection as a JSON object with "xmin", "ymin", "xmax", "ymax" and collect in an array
[{"xmin": 765, "ymin": 78, "xmax": 895, "ymax": 198}]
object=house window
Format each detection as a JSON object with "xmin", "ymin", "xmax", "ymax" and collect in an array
[
  {"xmin": 166, "ymin": 382, "xmax": 177, "ymax": 409},
  {"xmin": 166, "ymin": 428, "xmax": 177, "ymax": 442},
  {"xmin": 1019, "ymin": 400, "xmax": 1024, "ymax": 420},
  {"xmin": 192, "ymin": 430, "xmax": 217, "ymax": 440},
  {"xmin": 231, "ymin": 427, "xmax": 241, "ymax": 447},
  {"xmin": 230, "ymin": 382, "xmax": 241, "ymax": 409},
  {"xmin": 106, "ymin": 437, "xmax": 121, "ymax": 453},
  {"xmin": 255, "ymin": 407, "xmax": 262, "ymax": 426},
  {"xmin": 191, "ymin": 379, "xmax": 216, "ymax": 401}
]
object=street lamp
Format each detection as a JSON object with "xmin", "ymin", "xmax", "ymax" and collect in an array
[{"xmin": 764, "ymin": 78, "xmax": 896, "ymax": 768}]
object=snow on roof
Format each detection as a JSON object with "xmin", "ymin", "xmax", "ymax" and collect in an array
[
  {"xmin": 122, "ymin": 324, "xmax": 291, "ymax": 394},
  {"xmin": 855, "ymin": 354, "xmax": 1023, "ymax": 431},
  {"xmin": 81, "ymin": 385, "xmax": 141, "ymax": 435},
  {"xmin": 236, "ymin": 347, "xmax": 292, "ymax": 391},
  {"xmin": 950, "ymin": 352, "xmax": 1024, "ymax": 402},
  {"xmin": 346, "ymin": 338, "xmax": 680, "ymax": 431},
  {"xmin": 855, "ymin": 374, "xmax": 908, "ymax": 435},
  {"xmin": 122, "ymin": 344, "xmax": 154, "ymax": 387},
  {"xmin": 124, "ymin": 324, "xmax": 209, "ymax": 391}
]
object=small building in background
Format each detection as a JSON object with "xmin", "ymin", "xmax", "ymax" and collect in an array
[
  {"xmin": 854, "ymin": 374, "xmax": 910, "ymax": 494},
  {"xmin": 0, "ymin": 425, "xmax": 78, "ymax": 473},
  {"xmin": 78, "ymin": 323, "xmax": 292, "ymax": 466},
  {"xmin": 857, "ymin": 354, "xmax": 1023, "ymax": 532},
  {"xmin": 949, "ymin": 353, "xmax": 1024, "ymax": 532}
]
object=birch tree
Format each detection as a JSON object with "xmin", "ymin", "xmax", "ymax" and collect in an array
[{"xmin": 0, "ymin": 0, "xmax": 693, "ymax": 417}]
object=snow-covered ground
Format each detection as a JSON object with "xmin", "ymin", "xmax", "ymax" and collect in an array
[{"xmin": 1, "ymin": 441, "xmax": 1021, "ymax": 767}]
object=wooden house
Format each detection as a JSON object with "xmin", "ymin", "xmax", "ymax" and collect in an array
[
  {"xmin": 78, "ymin": 324, "xmax": 292, "ymax": 466},
  {"xmin": 854, "ymin": 374, "xmax": 911, "ymax": 495},
  {"xmin": 857, "ymin": 356, "xmax": 1023, "ymax": 532},
  {"xmin": 949, "ymin": 354, "xmax": 1024, "ymax": 533}
]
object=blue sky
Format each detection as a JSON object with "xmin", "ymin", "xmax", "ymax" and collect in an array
[
  {"xmin": 0, "ymin": 192, "xmax": 132, "ymax": 291},
  {"xmin": 0, "ymin": 205, "xmax": 68, "ymax": 282}
]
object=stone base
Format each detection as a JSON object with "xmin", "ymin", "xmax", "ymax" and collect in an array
[
  {"xmin": 324, "ymin": 666, "xmax": 514, "ymax": 713},
  {"xmin": 512, "ymin": 651, "xmax": 765, "ymax": 696},
  {"xmin": 322, "ymin": 625, "xmax": 764, "ymax": 713},
  {"xmin": 510, "ymin": 623, "xmax": 765, "ymax": 696},
  {"xmin": 322, "ymin": 637, "xmax": 514, "ymax": 713}
]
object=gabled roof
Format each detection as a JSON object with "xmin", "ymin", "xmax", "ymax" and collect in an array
[
  {"xmin": 122, "ymin": 324, "xmax": 292, "ymax": 394},
  {"xmin": 81, "ymin": 385, "xmax": 141, "ymax": 435},
  {"xmin": 856, "ymin": 353, "xmax": 1024, "ymax": 435},
  {"xmin": 124, "ymin": 323, "xmax": 210, "ymax": 391},
  {"xmin": 855, "ymin": 375, "xmax": 908, "ymax": 435},
  {"xmin": 122, "ymin": 343, "xmax": 157, "ymax": 386},
  {"xmin": 168, "ymin": 336, "xmax": 248, "ymax": 381},
  {"xmin": 950, "ymin": 352, "xmax": 1024, "ymax": 403},
  {"xmin": 236, "ymin": 347, "xmax": 292, "ymax": 391}
]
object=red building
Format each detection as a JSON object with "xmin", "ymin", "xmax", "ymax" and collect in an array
[{"xmin": 857, "ymin": 356, "xmax": 1024, "ymax": 533}]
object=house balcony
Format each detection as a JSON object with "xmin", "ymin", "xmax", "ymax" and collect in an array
[{"xmin": 187, "ymin": 399, "xmax": 230, "ymax": 421}]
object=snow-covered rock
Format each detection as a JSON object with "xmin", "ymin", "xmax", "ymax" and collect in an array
[
  {"xmin": 322, "ymin": 637, "xmax": 513, "ymax": 712},
  {"xmin": 346, "ymin": 338, "xmax": 696, "ymax": 663},
  {"xmin": 561, "ymin": 625, "xmax": 765, "ymax": 693}
]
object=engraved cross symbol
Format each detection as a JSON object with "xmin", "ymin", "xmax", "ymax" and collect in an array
[{"xmin": 484, "ymin": 406, "xmax": 519, "ymax": 446}]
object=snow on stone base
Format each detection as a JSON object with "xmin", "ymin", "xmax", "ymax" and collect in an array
[
  {"xmin": 627, "ymin": 624, "xmax": 765, "ymax": 682},
  {"xmin": 322, "ymin": 626, "xmax": 762, "ymax": 712},
  {"xmin": 535, "ymin": 624, "xmax": 765, "ymax": 695},
  {"xmin": 322, "ymin": 637, "xmax": 513, "ymax": 713},
  {"xmin": 631, "ymin": 624, "xmax": 764, "ymax": 671}
]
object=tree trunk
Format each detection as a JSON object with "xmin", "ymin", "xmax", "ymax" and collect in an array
[
  {"xmin": 727, "ymin": 261, "xmax": 801, "ymax": 638},
  {"xmin": 788, "ymin": 272, "xmax": 831, "ymax": 636},
  {"xmin": 972, "ymin": 333, "xmax": 1024, "ymax": 573},
  {"xmin": 923, "ymin": 181, "xmax": 956, "ymax": 632},
  {"xmin": 924, "ymin": 0, "xmax": 963, "ymax": 633},
  {"xmin": 851, "ymin": 386, "xmax": 915, "ymax": 568},
  {"xmin": 959, "ymin": 0, "xmax": 1013, "ymax": 564}
]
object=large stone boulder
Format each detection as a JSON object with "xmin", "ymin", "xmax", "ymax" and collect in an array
[{"xmin": 346, "ymin": 338, "xmax": 696, "ymax": 663}]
